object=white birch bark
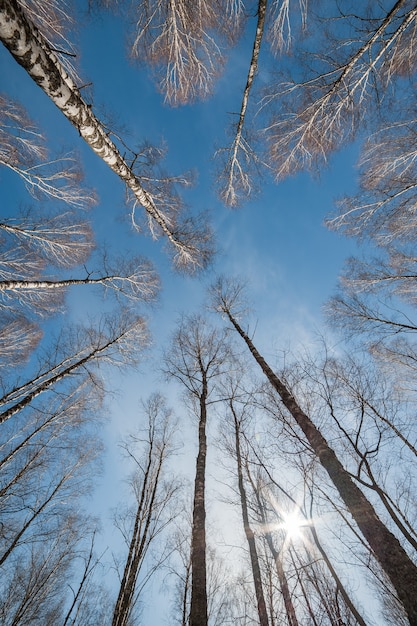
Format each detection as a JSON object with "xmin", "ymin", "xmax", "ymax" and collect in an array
[{"xmin": 0, "ymin": 0, "xmax": 211, "ymax": 271}]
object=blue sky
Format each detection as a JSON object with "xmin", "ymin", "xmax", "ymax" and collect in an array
[{"xmin": 0, "ymin": 2, "xmax": 372, "ymax": 622}]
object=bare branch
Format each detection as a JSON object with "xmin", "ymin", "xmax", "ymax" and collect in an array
[
  {"xmin": 0, "ymin": 2, "xmax": 214, "ymax": 272},
  {"xmin": 328, "ymin": 118, "xmax": 417, "ymax": 244},
  {"xmin": 0, "ymin": 94, "xmax": 95, "ymax": 208},
  {"xmin": 217, "ymin": 0, "xmax": 267, "ymax": 207},
  {"xmin": 267, "ymin": 0, "xmax": 308, "ymax": 55},
  {"xmin": 265, "ymin": 1, "xmax": 417, "ymax": 179},
  {"xmin": 130, "ymin": 0, "xmax": 243, "ymax": 105},
  {"xmin": 0, "ymin": 314, "xmax": 149, "ymax": 425},
  {"xmin": 0, "ymin": 211, "xmax": 94, "ymax": 267},
  {"xmin": 0, "ymin": 255, "xmax": 160, "ymax": 315}
]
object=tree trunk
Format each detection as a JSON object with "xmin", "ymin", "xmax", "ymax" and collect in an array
[
  {"xmin": 225, "ymin": 309, "xmax": 417, "ymax": 625},
  {"xmin": 112, "ymin": 438, "xmax": 155, "ymax": 626},
  {"xmin": 231, "ymin": 400, "xmax": 269, "ymax": 626},
  {"xmin": 0, "ymin": 277, "xmax": 114, "ymax": 290},
  {"xmin": 112, "ymin": 398, "xmax": 173, "ymax": 626},
  {"xmin": 249, "ymin": 479, "xmax": 299, "ymax": 626},
  {"xmin": 0, "ymin": 318, "xmax": 144, "ymax": 424},
  {"xmin": 190, "ymin": 375, "xmax": 208, "ymax": 626},
  {"xmin": 113, "ymin": 467, "xmax": 162, "ymax": 626},
  {"xmin": 221, "ymin": 0, "xmax": 267, "ymax": 206},
  {"xmin": 0, "ymin": 0, "xmax": 200, "ymax": 265}
]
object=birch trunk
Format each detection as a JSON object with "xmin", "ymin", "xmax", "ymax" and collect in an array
[
  {"xmin": 0, "ymin": 0, "xmax": 206, "ymax": 269},
  {"xmin": 0, "ymin": 318, "xmax": 145, "ymax": 424},
  {"xmin": 220, "ymin": 0, "xmax": 267, "ymax": 206},
  {"xmin": 112, "ymin": 451, "xmax": 164, "ymax": 626}
]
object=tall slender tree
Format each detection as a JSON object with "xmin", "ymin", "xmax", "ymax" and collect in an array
[
  {"xmin": 217, "ymin": 0, "xmax": 309, "ymax": 206},
  {"xmin": 225, "ymin": 386, "xmax": 270, "ymax": 626},
  {"xmin": 112, "ymin": 394, "xmax": 179, "ymax": 626},
  {"xmin": 217, "ymin": 0, "xmax": 267, "ymax": 207},
  {"xmin": 211, "ymin": 277, "xmax": 417, "ymax": 625},
  {"xmin": 164, "ymin": 315, "xmax": 230, "ymax": 626}
]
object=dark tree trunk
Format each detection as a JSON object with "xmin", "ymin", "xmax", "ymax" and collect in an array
[
  {"xmin": 190, "ymin": 374, "xmax": 208, "ymax": 626},
  {"xmin": 225, "ymin": 309, "xmax": 417, "ymax": 626},
  {"xmin": 231, "ymin": 401, "xmax": 269, "ymax": 626},
  {"xmin": 249, "ymin": 480, "xmax": 299, "ymax": 626}
]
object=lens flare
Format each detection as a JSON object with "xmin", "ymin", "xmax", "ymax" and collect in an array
[{"xmin": 282, "ymin": 510, "xmax": 305, "ymax": 541}]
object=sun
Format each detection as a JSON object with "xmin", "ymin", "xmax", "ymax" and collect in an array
[{"xmin": 281, "ymin": 510, "xmax": 305, "ymax": 541}]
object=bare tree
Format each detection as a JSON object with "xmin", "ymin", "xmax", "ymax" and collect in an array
[
  {"xmin": 231, "ymin": 391, "xmax": 365, "ymax": 626},
  {"xmin": 217, "ymin": 0, "xmax": 267, "ymax": 207},
  {"xmin": 223, "ymin": 381, "xmax": 270, "ymax": 626},
  {"xmin": 128, "ymin": 0, "xmax": 243, "ymax": 105},
  {"xmin": 0, "ymin": 1, "xmax": 213, "ymax": 272},
  {"xmin": 0, "ymin": 93, "xmax": 163, "ymax": 373},
  {"xmin": 0, "ymin": 309, "xmax": 151, "ymax": 624},
  {"xmin": 217, "ymin": 0, "xmax": 308, "ymax": 206},
  {"xmin": 242, "ymin": 414, "xmax": 368, "ymax": 626},
  {"xmin": 320, "ymin": 67, "xmax": 417, "ymax": 366},
  {"xmin": 0, "ymin": 94, "xmax": 95, "ymax": 208},
  {"xmin": 211, "ymin": 277, "xmax": 417, "ymax": 625},
  {"xmin": 0, "ymin": 374, "xmax": 103, "ymax": 625},
  {"xmin": 324, "ymin": 111, "xmax": 417, "ymax": 362},
  {"xmin": 164, "ymin": 315, "xmax": 231, "ymax": 626},
  {"xmin": 0, "ymin": 254, "xmax": 159, "ymax": 315},
  {"xmin": 264, "ymin": 1, "xmax": 417, "ymax": 179},
  {"xmin": 0, "ymin": 388, "xmax": 102, "ymax": 575},
  {"xmin": 0, "ymin": 313, "xmax": 149, "ymax": 425},
  {"xmin": 112, "ymin": 393, "xmax": 180, "ymax": 626}
]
